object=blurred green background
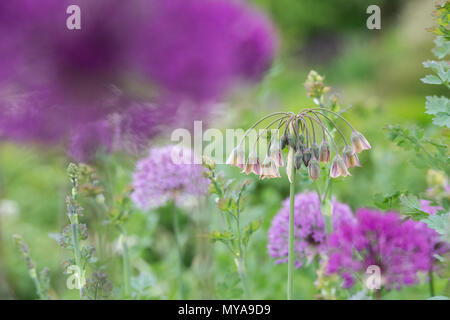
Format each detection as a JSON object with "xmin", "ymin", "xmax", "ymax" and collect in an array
[{"xmin": 0, "ymin": 0, "xmax": 448, "ymax": 299}]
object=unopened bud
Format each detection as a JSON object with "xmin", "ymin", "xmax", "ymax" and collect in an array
[{"xmin": 303, "ymin": 148, "xmax": 312, "ymax": 167}]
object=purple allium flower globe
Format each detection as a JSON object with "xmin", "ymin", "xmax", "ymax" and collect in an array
[
  {"xmin": 131, "ymin": 145, "xmax": 210, "ymax": 211},
  {"xmin": 140, "ymin": 0, "xmax": 276, "ymax": 102},
  {"xmin": 0, "ymin": 0, "xmax": 276, "ymax": 161},
  {"xmin": 327, "ymin": 209, "xmax": 435, "ymax": 290},
  {"xmin": 267, "ymin": 192, "xmax": 355, "ymax": 268}
]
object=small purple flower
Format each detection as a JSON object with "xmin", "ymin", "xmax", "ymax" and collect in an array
[
  {"xmin": 131, "ymin": 145, "xmax": 209, "ymax": 210},
  {"xmin": 267, "ymin": 192, "xmax": 355, "ymax": 268},
  {"xmin": 327, "ymin": 209, "xmax": 434, "ymax": 290}
]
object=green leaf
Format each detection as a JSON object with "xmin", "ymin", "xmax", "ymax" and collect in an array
[
  {"xmin": 217, "ymin": 197, "xmax": 237, "ymax": 214},
  {"xmin": 421, "ymin": 75, "xmax": 443, "ymax": 85},
  {"xmin": 425, "ymin": 96, "xmax": 450, "ymax": 128},
  {"xmin": 374, "ymin": 191, "xmax": 402, "ymax": 210},
  {"xmin": 433, "ymin": 36, "xmax": 450, "ymax": 59},
  {"xmin": 242, "ymin": 219, "xmax": 263, "ymax": 247},
  {"xmin": 399, "ymin": 194, "xmax": 429, "ymax": 220},
  {"xmin": 422, "ymin": 212, "xmax": 450, "ymax": 236},
  {"xmin": 209, "ymin": 230, "xmax": 234, "ymax": 242}
]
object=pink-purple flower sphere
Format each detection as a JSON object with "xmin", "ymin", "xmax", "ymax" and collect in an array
[
  {"xmin": 267, "ymin": 192, "xmax": 355, "ymax": 268},
  {"xmin": 327, "ymin": 209, "xmax": 435, "ymax": 290},
  {"xmin": 131, "ymin": 145, "xmax": 210, "ymax": 210}
]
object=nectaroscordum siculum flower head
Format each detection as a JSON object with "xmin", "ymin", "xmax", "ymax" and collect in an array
[{"xmin": 225, "ymin": 107, "xmax": 371, "ymax": 181}]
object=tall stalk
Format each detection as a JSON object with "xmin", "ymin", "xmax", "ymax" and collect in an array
[
  {"xmin": 68, "ymin": 165, "xmax": 84, "ymax": 298},
  {"xmin": 172, "ymin": 203, "xmax": 185, "ymax": 299},
  {"xmin": 429, "ymin": 270, "xmax": 435, "ymax": 297},
  {"xmin": 120, "ymin": 226, "xmax": 131, "ymax": 298},
  {"xmin": 287, "ymin": 163, "xmax": 296, "ymax": 300}
]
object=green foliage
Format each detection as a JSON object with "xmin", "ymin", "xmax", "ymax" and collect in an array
[
  {"xmin": 429, "ymin": 1, "xmax": 450, "ymax": 40},
  {"xmin": 425, "ymin": 96, "xmax": 450, "ymax": 128},
  {"xmin": 203, "ymin": 161, "xmax": 260, "ymax": 296},
  {"xmin": 422, "ymin": 3, "xmax": 450, "ymax": 128},
  {"xmin": 423, "ymin": 212, "xmax": 450, "ymax": 243},
  {"xmin": 399, "ymin": 194, "xmax": 430, "ymax": 221},
  {"xmin": 385, "ymin": 124, "xmax": 448, "ymax": 175}
]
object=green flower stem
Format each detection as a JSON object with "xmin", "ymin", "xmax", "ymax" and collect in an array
[
  {"xmin": 429, "ymin": 270, "xmax": 435, "ymax": 297},
  {"xmin": 29, "ymin": 268, "xmax": 44, "ymax": 299},
  {"xmin": 235, "ymin": 210, "xmax": 250, "ymax": 298},
  {"xmin": 288, "ymin": 164, "xmax": 296, "ymax": 300},
  {"xmin": 69, "ymin": 214, "xmax": 83, "ymax": 298},
  {"xmin": 172, "ymin": 203, "xmax": 185, "ymax": 299},
  {"xmin": 235, "ymin": 257, "xmax": 250, "ymax": 299},
  {"xmin": 120, "ymin": 226, "xmax": 131, "ymax": 298}
]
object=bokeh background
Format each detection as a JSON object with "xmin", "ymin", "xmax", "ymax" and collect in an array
[{"xmin": 0, "ymin": 0, "xmax": 447, "ymax": 299}]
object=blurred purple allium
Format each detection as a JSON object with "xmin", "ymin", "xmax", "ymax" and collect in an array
[
  {"xmin": 0, "ymin": 0, "xmax": 276, "ymax": 160},
  {"xmin": 131, "ymin": 145, "xmax": 209, "ymax": 210},
  {"xmin": 327, "ymin": 209, "xmax": 434, "ymax": 290},
  {"xmin": 267, "ymin": 192, "xmax": 355, "ymax": 268},
  {"xmin": 140, "ymin": 0, "xmax": 276, "ymax": 102}
]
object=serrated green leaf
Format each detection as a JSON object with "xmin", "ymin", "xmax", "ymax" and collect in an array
[
  {"xmin": 421, "ymin": 75, "xmax": 443, "ymax": 85},
  {"xmin": 422, "ymin": 212, "xmax": 450, "ymax": 236},
  {"xmin": 433, "ymin": 36, "xmax": 450, "ymax": 59},
  {"xmin": 425, "ymin": 96, "xmax": 450, "ymax": 128},
  {"xmin": 399, "ymin": 194, "xmax": 429, "ymax": 220}
]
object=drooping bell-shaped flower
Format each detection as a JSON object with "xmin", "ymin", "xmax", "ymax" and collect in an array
[
  {"xmin": 308, "ymin": 157, "xmax": 320, "ymax": 180},
  {"xmin": 330, "ymin": 155, "xmax": 351, "ymax": 178},
  {"xmin": 342, "ymin": 146, "xmax": 360, "ymax": 169},
  {"xmin": 318, "ymin": 140, "xmax": 330, "ymax": 163},
  {"xmin": 351, "ymin": 131, "xmax": 371, "ymax": 154},
  {"xmin": 226, "ymin": 146, "xmax": 239, "ymax": 166},
  {"xmin": 260, "ymin": 156, "xmax": 280, "ymax": 179},
  {"xmin": 226, "ymin": 145, "xmax": 246, "ymax": 169},
  {"xmin": 243, "ymin": 151, "xmax": 260, "ymax": 175},
  {"xmin": 270, "ymin": 139, "xmax": 284, "ymax": 167}
]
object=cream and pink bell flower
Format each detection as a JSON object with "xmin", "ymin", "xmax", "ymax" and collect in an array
[
  {"xmin": 330, "ymin": 155, "xmax": 351, "ymax": 178},
  {"xmin": 243, "ymin": 151, "xmax": 261, "ymax": 175},
  {"xmin": 342, "ymin": 146, "xmax": 360, "ymax": 169},
  {"xmin": 260, "ymin": 156, "xmax": 280, "ymax": 179},
  {"xmin": 351, "ymin": 131, "xmax": 371, "ymax": 154}
]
